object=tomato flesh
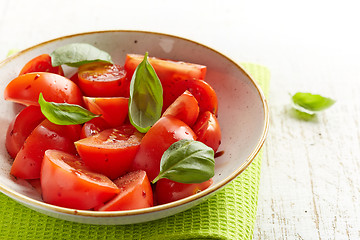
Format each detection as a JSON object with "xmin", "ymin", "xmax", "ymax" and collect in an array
[
  {"xmin": 19, "ymin": 54, "xmax": 64, "ymax": 76},
  {"xmin": 41, "ymin": 150, "xmax": 119, "ymax": 210},
  {"xmin": 155, "ymin": 178, "xmax": 213, "ymax": 205},
  {"xmin": 192, "ymin": 111, "xmax": 222, "ymax": 152},
  {"xmin": 75, "ymin": 125, "xmax": 144, "ymax": 180},
  {"xmin": 124, "ymin": 54, "xmax": 207, "ymax": 111},
  {"xmin": 83, "ymin": 96, "xmax": 129, "ymax": 128},
  {"xmin": 131, "ymin": 116, "xmax": 196, "ymax": 181},
  {"xmin": 6, "ymin": 106, "xmax": 45, "ymax": 158},
  {"xmin": 162, "ymin": 90, "xmax": 199, "ymax": 127},
  {"xmin": 10, "ymin": 119, "xmax": 81, "ymax": 179},
  {"xmin": 4, "ymin": 72, "xmax": 83, "ymax": 106},
  {"xmin": 97, "ymin": 170, "xmax": 153, "ymax": 211},
  {"xmin": 78, "ymin": 62, "xmax": 129, "ymax": 97}
]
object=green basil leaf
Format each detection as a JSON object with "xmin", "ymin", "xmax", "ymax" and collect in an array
[
  {"xmin": 50, "ymin": 43, "xmax": 113, "ymax": 67},
  {"xmin": 292, "ymin": 92, "xmax": 335, "ymax": 112},
  {"xmin": 128, "ymin": 52, "xmax": 163, "ymax": 133},
  {"xmin": 152, "ymin": 139, "xmax": 215, "ymax": 184},
  {"xmin": 290, "ymin": 107, "xmax": 316, "ymax": 121},
  {"xmin": 38, "ymin": 93, "xmax": 100, "ymax": 125}
]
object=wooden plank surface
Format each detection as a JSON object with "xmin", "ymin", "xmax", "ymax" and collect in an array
[{"xmin": 0, "ymin": 0, "xmax": 359, "ymax": 239}]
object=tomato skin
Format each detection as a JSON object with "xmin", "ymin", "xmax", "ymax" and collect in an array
[
  {"xmin": 124, "ymin": 54, "xmax": 207, "ymax": 111},
  {"xmin": 172, "ymin": 79, "xmax": 218, "ymax": 116},
  {"xmin": 10, "ymin": 119, "xmax": 81, "ymax": 179},
  {"xmin": 6, "ymin": 106, "xmax": 45, "ymax": 158},
  {"xmin": 69, "ymin": 71, "xmax": 80, "ymax": 85},
  {"xmin": 97, "ymin": 170, "xmax": 153, "ymax": 211},
  {"xmin": 155, "ymin": 178, "xmax": 213, "ymax": 205},
  {"xmin": 162, "ymin": 90, "xmax": 199, "ymax": 127},
  {"xmin": 83, "ymin": 96, "xmax": 129, "ymax": 128},
  {"xmin": 19, "ymin": 54, "xmax": 64, "ymax": 76},
  {"xmin": 41, "ymin": 150, "xmax": 119, "ymax": 210},
  {"xmin": 124, "ymin": 54, "xmax": 206, "ymax": 82},
  {"xmin": 4, "ymin": 72, "xmax": 83, "ymax": 106},
  {"xmin": 75, "ymin": 125, "xmax": 144, "ymax": 180},
  {"xmin": 192, "ymin": 111, "xmax": 222, "ymax": 152},
  {"xmin": 77, "ymin": 62, "xmax": 130, "ymax": 97},
  {"xmin": 131, "ymin": 116, "xmax": 196, "ymax": 181},
  {"xmin": 80, "ymin": 117, "xmax": 109, "ymax": 139}
]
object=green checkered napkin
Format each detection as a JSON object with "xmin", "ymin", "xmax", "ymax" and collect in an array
[{"xmin": 0, "ymin": 63, "xmax": 270, "ymax": 240}]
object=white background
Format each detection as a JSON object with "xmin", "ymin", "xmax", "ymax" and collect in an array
[{"xmin": 1, "ymin": 0, "xmax": 359, "ymax": 238}]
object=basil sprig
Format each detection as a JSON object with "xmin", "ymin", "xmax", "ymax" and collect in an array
[
  {"xmin": 128, "ymin": 52, "xmax": 163, "ymax": 133},
  {"xmin": 152, "ymin": 139, "xmax": 215, "ymax": 184},
  {"xmin": 50, "ymin": 43, "xmax": 113, "ymax": 67},
  {"xmin": 291, "ymin": 92, "xmax": 335, "ymax": 120},
  {"xmin": 38, "ymin": 93, "xmax": 100, "ymax": 125}
]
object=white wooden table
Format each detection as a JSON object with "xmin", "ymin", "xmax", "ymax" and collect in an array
[{"xmin": 1, "ymin": 0, "xmax": 359, "ymax": 238}]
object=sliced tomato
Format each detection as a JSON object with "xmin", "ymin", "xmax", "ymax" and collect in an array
[
  {"xmin": 19, "ymin": 54, "xmax": 64, "ymax": 76},
  {"xmin": 4, "ymin": 72, "xmax": 83, "ymax": 106},
  {"xmin": 75, "ymin": 124, "xmax": 144, "ymax": 180},
  {"xmin": 172, "ymin": 79, "xmax": 218, "ymax": 115},
  {"xmin": 80, "ymin": 117, "xmax": 109, "ymax": 139},
  {"xmin": 27, "ymin": 179, "xmax": 42, "ymax": 195},
  {"xmin": 41, "ymin": 150, "xmax": 119, "ymax": 210},
  {"xmin": 77, "ymin": 62, "xmax": 129, "ymax": 97},
  {"xmin": 155, "ymin": 178, "xmax": 213, "ymax": 205},
  {"xmin": 6, "ymin": 106, "xmax": 45, "ymax": 158},
  {"xmin": 162, "ymin": 90, "xmax": 199, "ymax": 127},
  {"xmin": 131, "ymin": 116, "xmax": 196, "ymax": 181},
  {"xmin": 83, "ymin": 96, "xmax": 128, "ymax": 128},
  {"xmin": 192, "ymin": 111, "xmax": 222, "ymax": 152},
  {"xmin": 10, "ymin": 119, "xmax": 81, "ymax": 179},
  {"xmin": 124, "ymin": 54, "xmax": 207, "ymax": 111},
  {"xmin": 69, "ymin": 71, "xmax": 79, "ymax": 85},
  {"xmin": 97, "ymin": 170, "xmax": 153, "ymax": 211}
]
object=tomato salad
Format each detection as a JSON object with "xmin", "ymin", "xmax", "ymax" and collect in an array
[{"xmin": 4, "ymin": 43, "xmax": 221, "ymax": 211}]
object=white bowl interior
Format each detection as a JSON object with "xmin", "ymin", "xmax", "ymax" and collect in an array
[{"xmin": 0, "ymin": 31, "xmax": 267, "ymax": 224}]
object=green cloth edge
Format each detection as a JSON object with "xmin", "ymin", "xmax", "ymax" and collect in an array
[{"xmin": 0, "ymin": 63, "xmax": 270, "ymax": 240}]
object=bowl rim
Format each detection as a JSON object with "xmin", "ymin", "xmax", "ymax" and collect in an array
[{"xmin": 0, "ymin": 29, "xmax": 269, "ymax": 218}]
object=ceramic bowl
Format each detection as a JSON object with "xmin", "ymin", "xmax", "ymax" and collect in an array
[{"xmin": 0, "ymin": 30, "xmax": 268, "ymax": 225}]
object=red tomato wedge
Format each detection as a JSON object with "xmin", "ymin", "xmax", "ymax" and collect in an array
[
  {"xmin": 41, "ymin": 150, "xmax": 119, "ymax": 210},
  {"xmin": 97, "ymin": 170, "xmax": 153, "ymax": 211},
  {"xmin": 75, "ymin": 125, "xmax": 144, "ymax": 180},
  {"xmin": 192, "ymin": 111, "xmax": 222, "ymax": 152},
  {"xmin": 19, "ymin": 54, "xmax": 64, "ymax": 76},
  {"xmin": 162, "ymin": 90, "xmax": 199, "ymax": 127},
  {"xmin": 27, "ymin": 179, "xmax": 42, "ymax": 195},
  {"xmin": 77, "ymin": 62, "xmax": 130, "ymax": 97},
  {"xmin": 173, "ymin": 79, "xmax": 218, "ymax": 115},
  {"xmin": 131, "ymin": 116, "xmax": 196, "ymax": 181},
  {"xmin": 69, "ymin": 71, "xmax": 79, "ymax": 85},
  {"xmin": 124, "ymin": 54, "xmax": 207, "ymax": 111},
  {"xmin": 4, "ymin": 72, "xmax": 83, "ymax": 106},
  {"xmin": 155, "ymin": 178, "xmax": 213, "ymax": 205},
  {"xmin": 83, "ymin": 96, "xmax": 128, "ymax": 128},
  {"xmin": 6, "ymin": 106, "xmax": 45, "ymax": 158},
  {"xmin": 80, "ymin": 117, "xmax": 110, "ymax": 139},
  {"xmin": 10, "ymin": 119, "xmax": 81, "ymax": 179}
]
